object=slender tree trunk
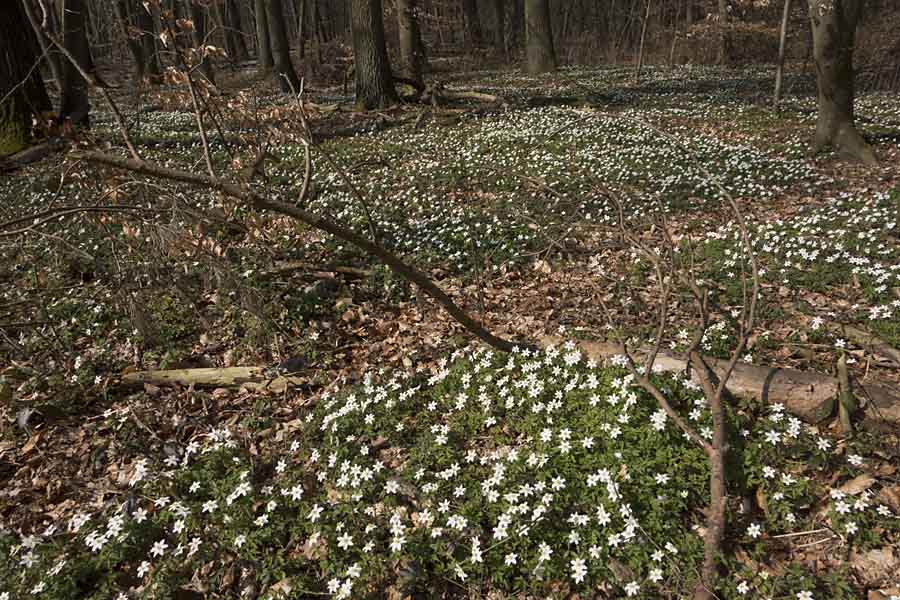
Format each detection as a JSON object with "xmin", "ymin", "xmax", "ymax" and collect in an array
[
  {"xmin": 461, "ymin": 0, "xmax": 483, "ymax": 47},
  {"xmin": 59, "ymin": 0, "xmax": 94, "ymax": 128},
  {"xmin": 774, "ymin": 0, "xmax": 792, "ymax": 107},
  {"xmin": 309, "ymin": 0, "xmax": 322, "ymax": 71},
  {"xmin": 226, "ymin": 0, "xmax": 250, "ymax": 62},
  {"xmin": 296, "ymin": 0, "xmax": 306, "ymax": 60},
  {"xmin": 350, "ymin": 0, "xmax": 397, "ymax": 109},
  {"xmin": 635, "ymin": 0, "xmax": 651, "ymax": 81},
  {"xmin": 266, "ymin": 0, "xmax": 302, "ymax": 92},
  {"xmin": 1, "ymin": 0, "xmax": 52, "ymax": 156},
  {"xmin": 808, "ymin": 0, "xmax": 876, "ymax": 164},
  {"xmin": 397, "ymin": 0, "xmax": 426, "ymax": 85},
  {"xmin": 686, "ymin": 0, "xmax": 694, "ymax": 26},
  {"xmin": 524, "ymin": 0, "xmax": 556, "ymax": 73},
  {"xmin": 255, "ymin": 0, "xmax": 274, "ymax": 70}
]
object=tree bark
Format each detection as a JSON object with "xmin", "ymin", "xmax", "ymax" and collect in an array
[
  {"xmin": 808, "ymin": 0, "xmax": 876, "ymax": 164},
  {"xmin": 350, "ymin": 0, "xmax": 398, "ymax": 109},
  {"xmin": 461, "ymin": 0, "xmax": 483, "ymax": 47},
  {"xmin": 266, "ymin": 0, "xmax": 302, "ymax": 92},
  {"xmin": 255, "ymin": 0, "xmax": 274, "ymax": 70},
  {"xmin": 397, "ymin": 0, "xmax": 427, "ymax": 86},
  {"xmin": 59, "ymin": 0, "xmax": 94, "ymax": 128},
  {"xmin": 524, "ymin": 0, "xmax": 556, "ymax": 74},
  {"xmin": 1, "ymin": 0, "xmax": 52, "ymax": 156}
]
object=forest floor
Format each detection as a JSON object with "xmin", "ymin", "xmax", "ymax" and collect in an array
[{"xmin": 1, "ymin": 62, "xmax": 900, "ymax": 600}]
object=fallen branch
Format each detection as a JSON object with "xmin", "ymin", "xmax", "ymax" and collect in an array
[
  {"xmin": 543, "ymin": 337, "xmax": 900, "ymax": 427},
  {"xmin": 120, "ymin": 367, "xmax": 303, "ymax": 393},
  {"xmin": 74, "ymin": 150, "xmax": 519, "ymax": 353},
  {"xmin": 261, "ymin": 261, "xmax": 372, "ymax": 280}
]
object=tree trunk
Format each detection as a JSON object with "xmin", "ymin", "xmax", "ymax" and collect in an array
[
  {"xmin": 510, "ymin": 0, "xmax": 524, "ymax": 48},
  {"xmin": 186, "ymin": 0, "xmax": 216, "ymax": 84},
  {"xmin": 717, "ymin": 0, "xmax": 731, "ymax": 64},
  {"xmin": 461, "ymin": 0, "xmax": 483, "ymax": 47},
  {"xmin": 225, "ymin": 0, "xmax": 251, "ymax": 62},
  {"xmin": 255, "ymin": 0, "xmax": 274, "ymax": 70},
  {"xmin": 116, "ymin": 0, "xmax": 162, "ymax": 82},
  {"xmin": 59, "ymin": 0, "xmax": 94, "ymax": 128},
  {"xmin": 808, "ymin": 0, "xmax": 876, "ymax": 164},
  {"xmin": 116, "ymin": 0, "xmax": 146, "ymax": 80},
  {"xmin": 296, "ymin": 0, "xmax": 306, "ymax": 60},
  {"xmin": 266, "ymin": 0, "xmax": 302, "ymax": 93},
  {"xmin": 524, "ymin": 0, "xmax": 556, "ymax": 73},
  {"xmin": 350, "ymin": 0, "xmax": 397, "ymax": 109},
  {"xmin": 774, "ymin": 0, "xmax": 792, "ymax": 107},
  {"xmin": 397, "ymin": 0, "xmax": 427, "ymax": 85},
  {"xmin": 492, "ymin": 0, "xmax": 506, "ymax": 56},
  {"xmin": 1, "ymin": 0, "xmax": 52, "ymax": 156}
]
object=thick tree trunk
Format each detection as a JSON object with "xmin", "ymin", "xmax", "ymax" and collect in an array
[
  {"xmin": 510, "ymin": 0, "xmax": 524, "ymax": 48},
  {"xmin": 524, "ymin": 0, "xmax": 556, "ymax": 74},
  {"xmin": 1, "ymin": 0, "xmax": 52, "ymax": 156},
  {"xmin": 266, "ymin": 0, "xmax": 302, "ymax": 93},
  {"xmin": 59, "ymin": 0, "xmax": 94, "ymax": 128},
  {"xmin": 461, "ymin": 0, "xmax": 483, "ymax": 47},
  {"xmin": 255, "ymin": 0, "xmax": 274, "ymax": 70},
  {"xmin": 350, "ymin": 0, "xmax": 397, "ymax": 109},
  {"xmin": 808, "ymin": 0, "xmax": 875, "ymax": 164},
  {"xmin": 186, "ymin": 0, "xmax": 216, "ymax": 84},
  {"xmin": 397, "ymin": 0, "xmax": 427, "ymax": 85},
  {"xmin": 225, "ymin": 0, "xmax": 251, "ymax": 62}
]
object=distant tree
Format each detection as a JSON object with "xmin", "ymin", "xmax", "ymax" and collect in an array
[
  {"xmin": 524, "ymin": 0, "xmax": 555, "ymax": 73},
  {"xmin": 266, "ymin": 0, "xmax": 302, "ymax": 92},
  {"xmin": 350, "ymin": 0, "xmax": 397, "ymax": 109},
  {"xmin": 255, "ymin": 0, "xmax": 273, "ymax": 71},
  {"xmin": 461, "ymin": 0, "xmax": 483, "ymax": 47},
  {"xmin": 116, "ymin": 0, "xmax": 162, "ymax": 82},
  {"xmin": 1, "ymin": 0, "xmax": 52, "ymax": 156},
  {"xmin": 492, "ymin": 0, "xmax": 506, "ymax": 55},
  {"xmin": 397, "ymin": 0, "xmax": 427, "ymax": 86},
  {"xmin": 225, "ymin": 0, "xmax": 250, "ymax": 62},
  {"xmin": 808, "ymin": 0, "xmax": 876, "ymax": 164},
  {"xmin": 186, "ymin": 0, "xmax": 216, "ymax": 84},
  {"xmin": 59, "ymin": 0, "xmax": 95, "ymax": 127},
  {"xmin": 718, "ymin": 0, "xmax": 731, "ymax": 64}
]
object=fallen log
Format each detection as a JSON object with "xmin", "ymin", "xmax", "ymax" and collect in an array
[
  {"xmin": 543, "ymin": 337, "xmax": 900, "ymax": 427},
  {"xmin": 120, "ymin": 367, "xmax": 305, "ymax": 393},
  {"xmin": 0, "ymin": 139, "xmax": 68, "ymax": 172}
]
